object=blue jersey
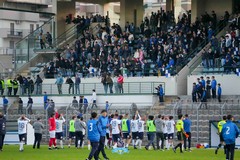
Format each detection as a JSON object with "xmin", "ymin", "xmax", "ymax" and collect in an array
[
  {"xmin": 87, "ymin": 119, "xmax": 101, "ymax": 142},
  {"xmin": 222, "ymin": 120, "xmax": 239, "ymax": 144},
  {"xmin": 183, "ymin": 118, "xmax": 191, "ymax": 132},
  {"xmin": 98, "ymin": 116, "xmax": 109, "ymax": 136}
]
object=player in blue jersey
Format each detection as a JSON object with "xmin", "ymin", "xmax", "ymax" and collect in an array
[
  {"xmin": 222, "ymin": 115, "xmax": 239, "ymax": 160},
  {"xmin": 86, "ymin": 112, "xmax": 102, "ymax": 160}
]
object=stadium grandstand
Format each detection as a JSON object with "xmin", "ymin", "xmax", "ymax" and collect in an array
[{"xmin": 0, "ymin": 0, "xmax": 240, "ymax": 160}]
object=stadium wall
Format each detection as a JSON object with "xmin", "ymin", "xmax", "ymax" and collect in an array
[{"xmin": 187, "ymin": 75, "xmax": 240, "ymax": 95}]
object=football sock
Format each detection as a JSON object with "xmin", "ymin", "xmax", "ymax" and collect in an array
[
  {"xmin": 88, "ymin": 144, "xmax": 91, "ymax": 150},
  {"xmin": 139, "ymin": 140, "xmax": 142, "ymax": 148},
  {"xmin": 60, "ymin": 140, "xmax": 63, "ymax": 148},
  {"xmin": 19, "ymin": 141, "xmax": 24, "ymax": 150},
  {"xmin": 132, "ymin": 140, "xmax": 135, "ymax": 146},
  {"xmin": 217, "ymin": 143, "xmax": 222, "ymax": 149}
]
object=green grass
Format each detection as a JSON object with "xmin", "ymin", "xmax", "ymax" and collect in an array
[{"xmin": 1, "ymin": 145, "xmax": 240, "ymax": 160}]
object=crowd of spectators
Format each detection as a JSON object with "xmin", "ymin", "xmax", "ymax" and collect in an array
[
  {"xmin": 44, "ymin": 9, "xmax": 232, "ymax": 79},
  {"xmin": 202, "ymin": 13, "xmax": 240, "ymax": 74}
]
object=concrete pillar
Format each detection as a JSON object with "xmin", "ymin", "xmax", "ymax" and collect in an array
[
  {"xmin": 174, "ymin": 0, "xmax": 182, "ymax": 22},
  {"xmin": 166, "ymin": 0, "xmax": 173, "ymax": 12},
  {"xmin": 120, "ymin": 0, "xmax": 143, "ymax": 29},
  {"xmin": 54, "ymin": 0, "xmax": 76, "ymax": 37}
]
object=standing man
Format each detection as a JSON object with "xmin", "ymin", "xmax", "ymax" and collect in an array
[
  {"xmin": 117, "ymin": 74, "xmax": 124, "ymax": 94},
  {"xmin": 86, "ymin": 112, "xmax": 102, "ymax": 160},
  {"xmin": 154, "ymin": 115, "xmax": 164, "ymax": 150},
  {"xmin": 66, "ymin": 76, "xmax": 74, "ymax": 94},
  {"xmin": 218, "ymin": 83, "xmax": 222, "ymax": 103},
  {"xmin": 206, "ymin": 77, "xmax": 211, "ymax": 99},
  {"xmin": 192, "ymin": 83, "xmax": 197, "ymax": 102},
  {"xmin": 68, "ymin": 116, "xmax": 76, "ymax": 148},
  {"xmin": 0, "ymin": 78, "xmax": 5, "ymax": 95},
  {"xmin": 136, "ymin": 116, "xmax": 145, "ymax": 149},
  {"xmin": 48, "ymin": 113, "xmax": 57, "ymax": 150},
  {"xmin": 75, "ymin": 74, "xmax": 81, "ymax": 94},
  {"xmin": 211, "ymin": 76, "xmax": 217, "ymax": 99},
  {"xmin": 167, "ymin": 116, "xmax": 175, "ymax": 150},
  {"xmin": 173, "ymin": 114, "xmax": 184, "ymax": 153},
  {"xmin": 145, "ymin": 115, "xmax": 156, "ymax": 150},
  {"xmin": 18, "ymin": 115, "xmax": 30, "ymax": 152},
  {"xmin": 74, "ymin": 115, "xmax": 85, "ymax": 148},
  {"xmin": 55, "ymin": 74, "xmax": 63, "ymax": 94},
  {"xmin": 7, "ymin": 78, "xmax": 13, "ymax": 96},
  {"xmin": 43, "ymin": 92, "xmax": 48, "ymax": 110},
  {"xmin": 158, "ymin": 84, "xmax": 164, "ymax": 103},
  {"xmin": 18, "ymin": 98, "xmax": 23, "ymax": 114},
  {"xmin": 17, "ymin": 74, "xmax": 23, "ymax": 95},
  {"xmin": 72, "ymin": 96, "xmax": 78, "ymax": 108},
  {"xmin": 0, "ymin": 112, "xmax": 6, "ymax": 151},
  {"xmin": 131, "ymin": 114, "xmax": 139, "ymax": 149},
  {"xmin": 215, "ymin": 115, "xmax": 227, "ymax": 154},
  {"xmin": 35, "ymin": 75, "xmax": 43, "ymax": 95},
  {"xmin": 95, "ymin": 110, "xmax": 109, "ymax": 160},
  {"xmin": 222, "ymin": 115, "xmax": 239, "ymax": 160},
  {"xmin": 122, "ymin": 113, "xmax": 131, "ymax": 148},
  {"xmin": 56, "ymin": 114, "xmax": 65, "ymax": 149},
  {"xmin": 27, "ymin": 95, "xmax": 33, "ymax": 115},
  {"xmin": 183, "ymin": 114, "xmax": 192, "ymax": 152},
  {"xmin": 110, "ymin": 114, "xmax": 121, "ymax": 149},
  {"xmin": 12, "ymin": 78, "xmax": 18, "ymax": 96},
  {"xmin": 91, "ymin": 89, "xmax": 98, "ymax": 109},
  {"xmin": 32, "ymin": 117, "xmax": 44, "ymax": 149},
  {"xmin": 2, "ymin": 96, "xmax": 8, "ymax": 115}
]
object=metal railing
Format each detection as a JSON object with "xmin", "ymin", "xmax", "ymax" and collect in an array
[{"xmin": 0, "ymin": 81, "xmax": 165, "ymax": 96}]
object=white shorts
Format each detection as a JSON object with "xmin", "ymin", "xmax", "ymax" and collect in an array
[{"xmin": 49, "ymin": 131, "xmax": 56, "ymax": 138}]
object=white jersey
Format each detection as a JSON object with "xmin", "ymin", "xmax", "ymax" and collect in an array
[
  {"xmin": 18, "ymin": 119, "xmax": 30, "ymax": 135},
  {"xmin": 110, "ymin": 119, "xmax": 121, "ymax": 134},
  {"xmin": 167, "ymin": 120, "xmax": 175, "ymax": 134},
  {"xmin": 131, "ymin": 120, "xmax": 139, "ymax": 132},
  {"xmin": 138, "ymin": 120, "xmax": 145, "ymax": 133},
  {"xmin": 82, "ymin": 122, "xmax": 86, "ymax": 135},
  {"xmin": 56, "ymin": 118, "xmax": 65, "ymax": 133},
  {"xmin": 163, "ymin": 120, "xmax": 168, "ymax": 134}
]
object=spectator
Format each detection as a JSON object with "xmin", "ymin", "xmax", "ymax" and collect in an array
[
  {"xmin": 43, "ymin": 92, "xmax": 48, "ymax": 110},
  {"xmin": 113, "ymin": 75, "xmax": 119, "ymax": 94},
  {"xmin": 158, "ymin": 84, "xmax": 164, "ymax": 103},
  {"xmin": 39, "ymin": 33, "xmax": 46, "ymax": 49},
  {"xmin": 211, "ymin": 76, "xmax": 217, "ymax": 99},
  {"xmin": 0, "ymin": 112, "xmax": 6, "ymax": 151},
  {"xmin": 117, "ymin": 74, "xmax": 124, "ymax": 94},
  {"xmin": 2, "ymin": 96, "xmax": 8, "ymax": 115},
  {"xmin": 12, "ymin": 78, "xmax": 18, "ymax": 96},
  {"xmin": 75, "ymin": 74, "xmax": 81, "ymax": 94},
  {"xmin": 66, "ymin": 76, "xmax": 74, "ymax": 94},
  {"xmin": 0, "ymin": 79, "xmax": 5, "ymax": 95},
  {"xmin": 206, "ymin": 77, "xmax": 211, "ymax": 99},
  {"xmin": 192, "ymin": 83, "xmax": 197, "ymax": 102},
  {"xmin": 27, "ymin": 95, "xmax": 33, "ymax": 115},
  {"xmin": 72, "ymin": 96, "xmax": 78, "ymax": 108},
  {"xmin": 35, "ymin": 75, "xmax": 43, "ymax": 95},
  {"xmin": 105, "ymin": 101, "xmax": 110, "ymax": 112},
  {"xmin": 218, "ymin": 83, "xmax": 222, "ymax": 102},
  {"xmin": 106, "ymin": 73, "xmax": 113, "ymax": 94},
  {"xmin": 55, "ymin": 74, "xmax": 63, "ymax": 94},
  {"xmin": 101, "ymin": 73, "xmax": 108, "ymax": 94},
  {"xmin": 18, "ymin": 98, "xmax": 23, "ymax": 114},
  {"xmin": 46, "ymin": 32, "xmax": 52, "ymax": 48},
  {"xmin": 32, "ymin": 117, "xmax": 44, "ymax": 149},
  {"xmin": 7, "ymin": 78, "xmax": 13, "ymax": 96},
  {"xmin": 17, "ymin": 74, "xmax": 24, "ymax": 95},
  {"xmin": 200, "ymin": 88, "xmax": 207, "ymax": 109},
  {"xmin": 91, "ymin": 89, "xmax": 97, "ymax": 109}
]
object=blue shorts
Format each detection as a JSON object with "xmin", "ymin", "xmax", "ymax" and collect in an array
[
  {"xmin": 138, "ymin": 132, "xmax": 144, "ymax": 140},
  {"xmin": 56, "ymin": 132, "xmax": 63, "ymax": 140},
  {"xmin": 164, "ymin": 133, "xmax": 168, "ymax": 140},
  {"xmin": 168, "ymin": 133, "xmax": 174, "ymax": 140},
  {"xmin": 69, "ymin": 132, "xmax": 75, "ymax": 139},
  {"xmin": 19, "ymin": 133, "xmax": 26, "ymax": 142},
  {"xmin": 132, "ymin": 132, "xmax": 138, "ymax": 139},
  {"xmin": 112, "ymin": 134, "xmax": 120, "ymax": 142},
  {"xmin": 123, "ymin": 132, "xmax": 131, "ymax": 139}
]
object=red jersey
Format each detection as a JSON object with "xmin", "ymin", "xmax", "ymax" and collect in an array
[{"xmin": 48, "ymin": 117, "xmax": 56, "ymax": 131}]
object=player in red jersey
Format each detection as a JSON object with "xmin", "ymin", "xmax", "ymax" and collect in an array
[{"xmin": 48, "ymin": 113, "xmax": 57, "ymax": 150}]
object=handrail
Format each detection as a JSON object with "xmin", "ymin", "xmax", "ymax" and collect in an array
[{"xmin": 16, "ymin": 16, "xmax": 54, "ymax": 45}]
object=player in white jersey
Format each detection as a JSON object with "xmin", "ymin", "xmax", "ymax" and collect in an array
[
  {"xmin": 110, "ymin": 114, "xmax": 121, "ymax": 148},
  {"xmin": 55, "ymin": 114, "xmax": 65, "ymax": 149},
  {"xmin": 18, "ymin": 115, "xmax": 30, "ymax": 152},
  {"xmin": 163, "ymin": 116, "xmax": 168, "ymax": 149},
  {"xmin": 135, "ymin": 116, "xmax": 145, "ymax": 149},
  {"xmin": 131, "ymin": 115, "xmax": 139, "ymax": 149},
  {"xmin": 167, "ymin": 116, "xmax": 175, "ymax": 149}
]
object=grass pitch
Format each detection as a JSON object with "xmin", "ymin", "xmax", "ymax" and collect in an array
[{"xmin": 0, "ymin": 145, "xmax": 240, "ymax": 160}]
